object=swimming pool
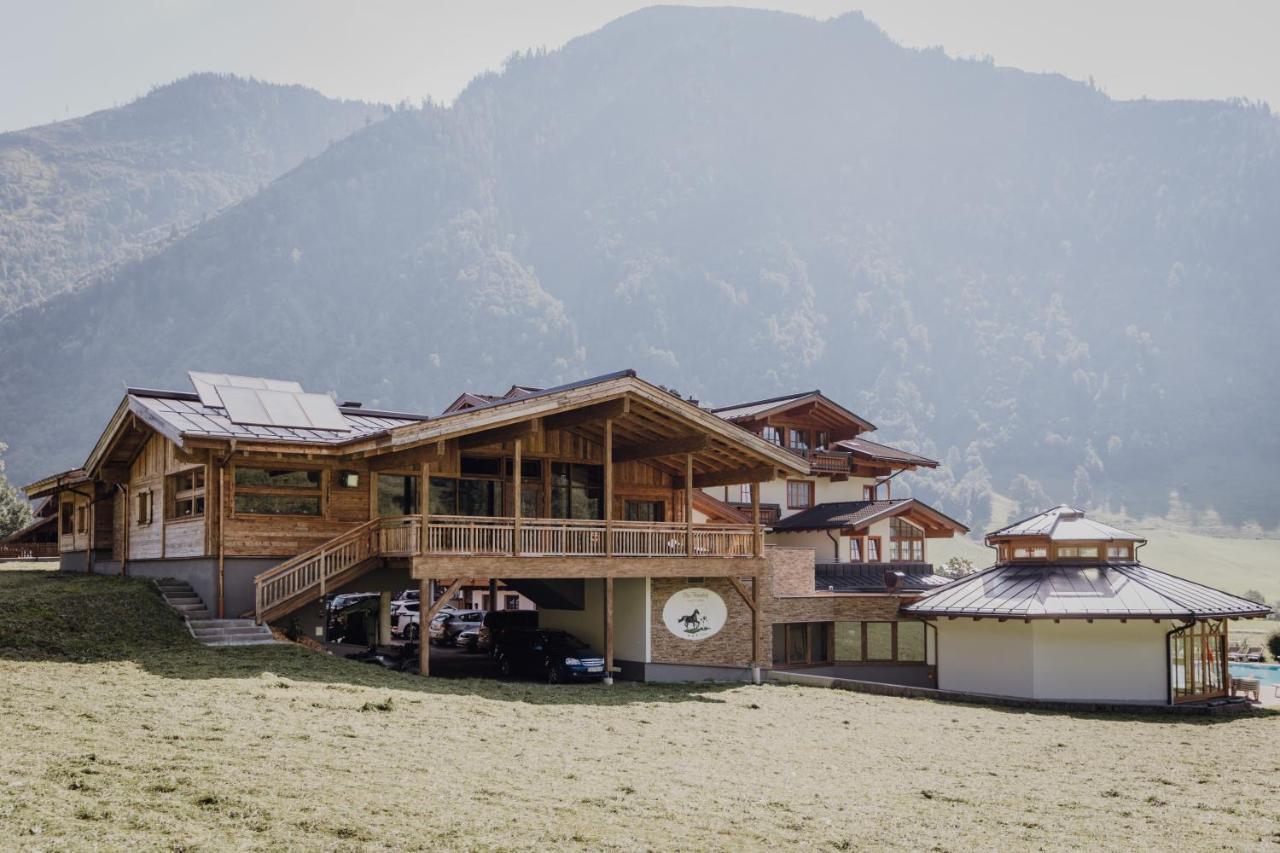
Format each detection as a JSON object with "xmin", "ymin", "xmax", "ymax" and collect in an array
[{"xmin": 1230, "ymin": 663, "xmax": 1280, "ymax": 687}]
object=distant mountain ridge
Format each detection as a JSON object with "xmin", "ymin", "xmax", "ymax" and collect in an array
[
  {"xmin": 0, "ymin": 73, "xmax": 387, "ymax": 316},
  {"xmin": 1, "ymin": 8, "xmax": 1277, "ymax": 533}
]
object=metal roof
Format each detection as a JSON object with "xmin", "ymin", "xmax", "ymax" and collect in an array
[
  {"xmin": 129, "ymin": 390, "xmax": 426, "ymax": 446},
  {"xmin": 708, "ymin": 391, "xmax": 817, "ymax": 421},
  {"xmin": 815, "ymin": 563, "xmax": 950, "ymax": 593},
  {"xmin": 832, "ymin": 437, "xmax": 938, "ymax": 468},
  {"xmin": 903, "ymin": 562, "xmax": 1272, "ymax": 620},
  {"xmin": 988, "ymin": 505, "xmax": 1144, "ymax": 542},
  {"xmin": 770, "ymin": 499, "xmax": 969, "ymax": 534}
]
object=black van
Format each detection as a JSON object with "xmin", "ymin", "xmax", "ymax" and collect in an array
[{"xmin": 478, "ymin": 609, "xmax": 539, "ymax": 654}]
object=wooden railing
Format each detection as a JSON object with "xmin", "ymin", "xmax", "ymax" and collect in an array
[
  {"xmin": 254, "ymin": 517, "xmax": 380, "ymax": 621},
  {"xmin": 0, "ymin": 543, "xmax": 59, "ymax": 559},
  {"xmin": 255, "ymin": 512, "xmax": 760, "ymax": 619}
]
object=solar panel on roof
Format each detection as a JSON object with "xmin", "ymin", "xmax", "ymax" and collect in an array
[
  {"xmin": 217, "ymin": 386, "xmax": 350, "ymax": 431},
  {"xmin": 188, "ymin": 371, "xmax": 304, "ymax": 407}
]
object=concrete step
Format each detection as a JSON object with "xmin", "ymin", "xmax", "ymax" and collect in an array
[
  {"xmin": 172, "ymin": 602, "xmax": 208, "ymax": 612},
  {"xmin": 188, "ymin": 618, "xmax": 257, "ymax": 629},
  {"xmin": 183, "ymin": 611, "xmax": 214, "ymax": 621},
  {"xmin": 202, "ymin": 636, "xmax": 281, "ymax": 647},
  {"xmin": 157, "ymin": 584, "xmax": 194, "ymax": 593},
  {"xmin": 164, "ymin": 596, "xmax": 203, "ymax": 606},
  {"xmin": 192, "ymin": 626, "xmax": 271, "ymax": 639}
]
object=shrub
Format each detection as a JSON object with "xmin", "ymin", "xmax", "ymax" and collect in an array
[{"xmin": 1266, "ymin": 632, "xmax": 1280, "ymax": 662}]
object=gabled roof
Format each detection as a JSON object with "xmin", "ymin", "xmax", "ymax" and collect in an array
[
  {"xmin": 904, "ymin": 562, "xmax": 1271, "ymax": 620},
  {"xmin": 1, "ymin": 512, "xmax": 57, "ymax": 544},
  {"xmin": 987, "ymin": 505, "xmax": 1145, "ymax": 543},
  {"xmin": 769, "ymin": 499, "xmax": 969, "ymax": 535},
  {"xmin": 708, "ymin": 390, "xmax": 876, "ymax": 433},
  {"xmin": 442, "ymin": 385, "xmax": 544, "ymax": 414},
  {"xmin": 833, "ymin": 437, "xmax": 938, "ymax": 469},
  {"xmin": 23, "ymin": 468, "xmax": 89, "ymax": 498},
  {"xmin": 692, "ymin": 490, "xmax": 750, "ymax": 524}
]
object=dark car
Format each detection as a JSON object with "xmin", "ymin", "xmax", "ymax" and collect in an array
[
  {"xmin": 427, "ymin": 610, "xmax": 485, "ymax": 646},
  {"xmin": 496, "ymin": 629, "xmax": 606, "ymax": 683},
  {"xmin": 478, "ymin": 608, "xmax": 539, "ymax": 654}
]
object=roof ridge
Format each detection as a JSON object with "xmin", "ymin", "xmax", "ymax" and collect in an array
[{"xmin": 707, "ymin": 390, "xmax": 819, "ymax": 413}]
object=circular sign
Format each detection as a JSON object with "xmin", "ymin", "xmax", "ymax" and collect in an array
[{"xmin": 662, "ymin": 587, "xmax": 727, "ymax": 641}]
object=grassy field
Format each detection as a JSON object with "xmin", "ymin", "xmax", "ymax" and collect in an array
[{"xmin": 1, "ymin": 569, "xmax": 1278, "ymax": 850}]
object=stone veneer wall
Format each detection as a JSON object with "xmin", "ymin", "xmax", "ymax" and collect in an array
[{"xmin": 648, "ymin": 546, "xmax": 918, "ymax": 668}]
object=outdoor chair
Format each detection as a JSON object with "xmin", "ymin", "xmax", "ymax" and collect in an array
[{"xmin": 1231, "ymin": 677, "xmax": 1261, "ymax": 702}]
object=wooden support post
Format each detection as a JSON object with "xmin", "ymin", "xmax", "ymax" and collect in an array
[
  {"xmin": 603, "ymin": 577, "xmax": 614, "ymax": 684},
  {"xmin": 419, "ymin": 460, "xmax": 430, "ymax": 554},
  {"xmin": 751, "ymin": 481, "xmax": 762, "ymax": 557},
  {"xmin": 685, "ymin": 453, "xmax": 694, "ymax": 556},
  {"xmin": 604, "ymin": 418, "xmax": 613, "ymax": 558},
  {"xmin": 378, "ymin": 591, "xmax": 392, "ymax": 645},
  {"xmin": 512, "ymin": 438, "xmax": 522, "ymax": 556},
  {"xmin": 418, "ymin": 578, "xmax": 431, "ymax": 676},
  {"xmin": 216, "ymin": 466, "xmax": 225, "ymax": 618},
  {"xmin": 727, "ymin": 575, "xmax": 761, "ymax": 668},
  {"xmin": 488, "ymin": 578, "xmax": 498, "ymax": 612}
]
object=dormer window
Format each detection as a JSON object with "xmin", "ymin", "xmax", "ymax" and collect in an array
[
  {"xmin": 1056, "ymin": 545, "xmax": 1098, "ymax": 559},
  {"xmin": 1107, "ymin": 544, "xmax": 1133, "ymax": 560},
  {"xmin": 1012, "ymin": 546, "xmax": 1048, "ymax": 559}
]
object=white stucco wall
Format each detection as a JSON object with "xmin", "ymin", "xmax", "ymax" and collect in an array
[
  {"xmin": 935, "ymin": 618, "xmax": 1174, "ymax": 704},
  {"xmin": 539, "ymin": 580, "xmax": 605, "ymax": 651},
  {"xmin": 613, "ymin": 577, "xmax": 650, "ymax": 662}
]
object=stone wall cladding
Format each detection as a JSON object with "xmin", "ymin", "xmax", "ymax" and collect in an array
[
  {"xmin": 769, "ymin": 546, "xmax": 817, "ymax": 596},
  {"xmin": 647, "ymin": 546, "xmax": 916, "ymax": 669}
]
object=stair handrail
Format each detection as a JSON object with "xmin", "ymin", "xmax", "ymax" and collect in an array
[{"xmin": 254, "ymin": 517, "xmax": 385, "ymax": 622}]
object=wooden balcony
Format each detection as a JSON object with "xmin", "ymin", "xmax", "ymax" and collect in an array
[
  {"xmin": 779, "ymin": 446, "xmax": 851, "ymax": 475},
  {"xmin": 382, "ymin": 514, "xmax": 758, "ymax": 559}
]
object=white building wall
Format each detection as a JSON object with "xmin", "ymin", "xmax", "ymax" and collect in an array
[
  {"xmin": 538, "ymin": 580, "xmax": 605, "ymax": 651},
  {"xmin": 935, "ymin": 619, "xmax": 1174, "ymax": 704},
  {"xmin": 935, "ymin": 620, "xmax": 1035, "ymax": 697},
  {"xmin": 1030, "ymin": 620, "xmax": 1170, "ymax": 703},
  {"xmin": 613, "ymin": 578, "xmax": 649, "ymax": 662}
]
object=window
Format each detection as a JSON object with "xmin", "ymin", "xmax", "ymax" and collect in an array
[
  {"xmin": 378, "ymin": 474, "xmax": 419, "ymax": 517},
  {"xmin": 429, "ymin": 476, "xmax": 503, "ymax": 517},
  {"xmin": 624, "ymin": 500, "xmax": 665, "ymax": 522},
  {"xmin": 866, "ymin": 537, "xmax": 880, "ymax": 562},
  {"xmin": 774, "ymin": 622, "xmax": 831, "ymax": 666},
  {"xmin": 788, "ymin": 428, "xmax": 809, "ymax": 452},
  {"xmin": 551, "ymin": 462, "xmax": 603, "ymax": 520},
  {"xmin": 504, "ymin": 594, "xmax": 520, "ymax": 610},
  {"xmin": 831, "ymin": 620, "xmax": 930, "ymax": 664},
  {"xmin": 761, "ymin": 426, "xmax": 782, "ymax": 446},
  {"xmin": 167, "ymin": 468, "xmax": 206, "ymax": 520},
  {"xmin": 61, "ymin": 502, "xmax": 74, "ymax": 536},
  {"xmin": 785, "ymin": 480, "xmax": 814, "ymax": 509},
  {"xmin": 136, "ymin": 490, "xmax": 154, "ymax": 525},
  {"xmin": 890, "ymin": 518, "xmax": 924, "ymax": 562},
  {"xmin": 233, "ymin": 467, "xmax": 322, "ymax": 516},
  {"xmin": 1107, "ymin": 544, "xmax": 1133, "ymax": 560},
  {"xmin": 848, "ymin": 536, "xmax": 862, "ymax": 562},
  {"xmin": 739, "ymin": 483, "xmax": 753, "ymax": 503},
  {"xmin": 816, "ymin": 431, "xmax": 829, "ymax": 450},
  {"xmin": 1056, "ymin": 545, "xmax": 1099, "ymax": 559},
  {"xmin": 1012, "ymin": 545, "xmax": 1048, "ymax": 559},
  {"xmin": 504, "ymin": 458, "xmax": 543, "ymax": 517},
  {"xmin": 76, "ymin": 506, "xmax": 87, "ymax": 534},
  {"xmin": 863, "ymin": 484, "xmax": 877, "ymax": 501}
]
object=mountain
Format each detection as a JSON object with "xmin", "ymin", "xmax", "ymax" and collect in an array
[
  {"xmin": 2, "ymin": 7, "xmax": 1278, "ymax": 533},
  {"xmin": 0, "ymin": 73, "xmax": 388, "ymax": 316}
]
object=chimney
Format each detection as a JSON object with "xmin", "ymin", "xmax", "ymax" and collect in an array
[{"xmin": 883, "ymin": 570, "xmax": 903, "ymax": 593}]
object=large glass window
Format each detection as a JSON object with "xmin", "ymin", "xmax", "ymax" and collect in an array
[
  {"xmin": 776, "ymin": 622, "xmax": 832, "ymax": 666},
  {"xmin": 897, "ymin": 621, "xmax": 926, "ymax": 662},
  {"xmin": 429, "ymin": 476, "xmax": 503, "ymax": 517},
  {"xmin": 834, "ymin": 622, "xmax": 862, "ymax": 660},
  {"xmin": 551, "ymin": 463, "xmax": 603, "ymax": 520},
  {"xmin": 866, "ymin": 622, "xmax": 894, "ymax": 660},
  {"xmin": 233, "ymin": 467, "xmax": 322, "ymax": 516},
  {"xmin": 1169, "ymin": 620, "xmax": 1228, "ymax": 703},
  {"xmin": 624, "ymin": 500, "xmax": 665, "ymax": 522},
  {"xmin": 167, "ymin": 468, "xmax": 206, "ymax": 520},
  {"xmin": 786, "ymin": 480, "xmax": 814, "ymax": 509},
  {"xmin": 377, "ymin": 474, "xmax": 419, "ymax": 516},
  {"xmin": 504, "ymin": 458, "xmax": 543, "ymax": 517},
  {"xmin": 890, "ymin": 518, "xmax": 925, "ymax": 562},
  {"xmin": 827, "ymin": 620, "xmax": 931, "ymax": 665}
]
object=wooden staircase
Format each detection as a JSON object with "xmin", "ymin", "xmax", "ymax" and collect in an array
[{"xmin": 254, "ymin": 518, "xmax": 387, "ymax": 623}]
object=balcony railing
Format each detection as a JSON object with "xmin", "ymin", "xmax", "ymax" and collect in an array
[
  {"xmin": 775, "ymin": 446, "xmax": 852, "ymax": 474},
  {"xmin": 409, "ymin": 514, "xmax": 758, "ymax": 558}
]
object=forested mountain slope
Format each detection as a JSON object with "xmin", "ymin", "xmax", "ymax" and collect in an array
[
  {"xmin": 2, "ymin": 8, "xmax": 1277, "ymax": 532},
  {"xmin": 0, "ymin": 73, "xmax": 387, "ymax": 315}
]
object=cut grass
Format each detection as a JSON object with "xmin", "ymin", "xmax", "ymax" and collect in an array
[{"xmin": 1, "ymin": 570, "xmax": 1278, "ymax": 850}]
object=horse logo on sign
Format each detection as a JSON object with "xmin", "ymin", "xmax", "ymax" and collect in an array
[{"xmin": 662, "ymin": 588, "xmax": 727, "ymax": 640}]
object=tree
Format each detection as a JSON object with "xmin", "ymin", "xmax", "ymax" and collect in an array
[
  {"xmin": 937, "ymin": 556, "xmax": 975, "ymax": 579},
  {"xmin": 0, "ymin": 441, "xmax": 32, "ymax": 539},
  {"xmin": 1240, "ymin": 589, "xmax": 1267, "ymax": 605},
  {"xmin": 1267, "ymin": 632, "xmax": 1280, "ymax": 663}
]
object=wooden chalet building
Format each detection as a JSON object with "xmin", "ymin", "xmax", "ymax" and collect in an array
[{"xmin": 23, "ymin": 370, "xmax": 957, "ymax": 685}]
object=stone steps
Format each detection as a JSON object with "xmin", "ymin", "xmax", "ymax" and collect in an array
[{"xmin": 155, "ymin": 579, "xmax": 280, "ymax": 647}]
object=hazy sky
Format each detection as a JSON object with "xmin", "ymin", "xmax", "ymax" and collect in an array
[{"xmin": 2, "ymin": 1, "xmax": 1277, "ymax": 133}]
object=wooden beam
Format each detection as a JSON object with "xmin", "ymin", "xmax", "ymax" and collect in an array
[
  {"xmin": 512, "ymin": 438, "xmax": 522, "ymax": 555},
  {"xmin": 457, "ymin": 418, "xmax": 541, "ymax": 450},
  {"xmin": 604, "ymin": 419, "xmax": 614, "ymax": 558},
  {"xmin": 369, "ymin": 444, "xmax": 442, "ymax": 472},
  {"xmin": 685, "ymin": 453, "xmax": 693, "ymax": 557},
  {"xmin": 726, "ymin": 576, "xmax": 757, "ymax": 612},
  {"xmin": 675, "ymin": 465, "xmax": 778, "ymax": 490},
  {"xmin": 604, "ymin": 577, "xmax": 614, "ymax": 681},
  {"xmin": 612, "ymin": 434, "xmax": 708, "ymax": 464},
  {"xmin": 751, "ymin": 483, "xmax": 761, "ymax": 558},
  {"xmin": 418, "ymin": 579, "xmax": 431, "ymax": 676},
  {"xmin": 542, "ymin": 398, "xmax": 629, "ymax": 432},
  {"xmin": 425, "ymin": 578, "xmax": 465, "ymax": 621}
]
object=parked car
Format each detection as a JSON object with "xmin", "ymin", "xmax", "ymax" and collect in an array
[
  {"xmin": 328, "ymin": 595, "xmax": 381, "ymax": 645},
  {"xmin": 478, "ymin": 608, "xmax": 539, "ymax": 653},
  {"xmin": 455, "ymin": 628, "xmax": 481, "ymax": 651},
  {"xmin": 392, "ymin": 601, "xmax": 420, "ymax": 639},
  {"xmin": 427, "ymin": 610, "xmax": 485, "ymax": 646},
  {"xmin": 328, "ymin": 592, "xmax": 378, "ymax": 613},
  {"xmin": 390, "ymin": 588, "xmax": 419, "ymax": 610},
  {"xmin": 495, "ymin": 628, "xmax": 606, "ymax": 683}
]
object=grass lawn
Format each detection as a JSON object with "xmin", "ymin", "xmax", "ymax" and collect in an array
[{"xmin": 2, "ymin": 569, "xmax": 1278, "ymax": 851}]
